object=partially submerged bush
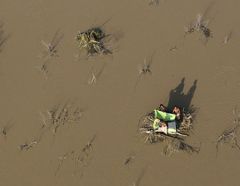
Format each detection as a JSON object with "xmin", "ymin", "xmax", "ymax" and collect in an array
[
  {"xmin": 178, "ymin": 112, "xmax": 193, "ymax": 135},
  {"xmin": 40, "ymin": 102, "xmax": 83, "ymax": 134},
  {"xmin": 216, "ymin": 124, "xmax": 240, "ymax": 154},
  {"xmin": 216, "ymin": 107, "xmax": 240, "ymax": 155},
  {"xmin": 76, "ymin": 27, "xmax": 111, "ymax": 56},
  {"xmin": 163, "ymin": 139, "xmax": 200, "ymax": 156},
  {"xmin": 185, "ymin": 14, "xmax": 212, "ymax": 40}
]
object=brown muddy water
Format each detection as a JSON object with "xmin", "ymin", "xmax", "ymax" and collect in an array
[{"xmin": 0, "ymin": 0, "xmax": 240, "ymax": 186}]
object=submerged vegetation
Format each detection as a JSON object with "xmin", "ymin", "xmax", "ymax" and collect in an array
[
  {"xmin": 2, "ymin": 2, "xmax": 239, "ymax": 185},
  {"xmin": 185, "ymin": 14, "xmax": 212, "ymax": 41},
  {"xmin": 216, "ymin": 107, "xmax": 240, "ymax": 155},
  {"xmin": 163, "ymin": 138, "xmax": 200, "ymax": 156}
]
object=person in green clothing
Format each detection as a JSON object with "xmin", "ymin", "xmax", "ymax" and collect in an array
[
  {"xmin": 157, "ymin": 104, "xmax": 181, "ymax": 120},
  {"xmin": 154, "ymin": 109, "xmax": 176, "ymax": 121}
]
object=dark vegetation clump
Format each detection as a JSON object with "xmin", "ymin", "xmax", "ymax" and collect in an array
[{"xmin": 76, "ymin": 27, "xmax": 111, "ymax": 56}]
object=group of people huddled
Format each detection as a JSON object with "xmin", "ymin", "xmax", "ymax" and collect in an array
[{"xmin": 150, "ymin": 104, "xmax": 182, "ymax": 135}]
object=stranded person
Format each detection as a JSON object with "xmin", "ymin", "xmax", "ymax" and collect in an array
[{"xmin": 152, "ymin": 104, "xmax": 181, "ymax": 135}]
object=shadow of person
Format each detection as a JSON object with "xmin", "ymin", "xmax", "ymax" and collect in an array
[
  {"xmin": 184, "ymin": 80, "xmax": 197, "ymax": 112},
  {"xmin": 167, "ymin": 78, "xmax": 197, "ymax": 113},
  {"xmin": 167, "ymin": 77, "xmax": 185, "ymax": 111}
]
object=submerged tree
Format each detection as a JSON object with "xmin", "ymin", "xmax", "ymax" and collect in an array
[{"xmin": 76, "ymin": 27, "xmax": 111, "ymax": 57}]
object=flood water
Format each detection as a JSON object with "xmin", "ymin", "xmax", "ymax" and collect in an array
[{"xmin": 0, "ymin": 0, "xmax": 240, "ymax": 186}]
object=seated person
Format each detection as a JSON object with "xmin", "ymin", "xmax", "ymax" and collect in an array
[
  {"xmin": 172, "ymin": 106, "xmax": 181, "ymax": 120},
  {"xmin": 157, "ymin": 104, "xmax": 181, "ymax": 120},
  {"xmin": 153, "ymin": 118, "xmax": 177, "ymax": 135},
  {"xmin": 154, "ymin": 109, "xmax": 176, "ymax": 122},
  {"xmin": 152, "ymin": 119, "xmax": 167, "ymax": 134}
]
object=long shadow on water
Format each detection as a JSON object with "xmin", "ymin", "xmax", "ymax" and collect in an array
[{"xmin": 167, "ymin": 77, "xmax": 198, "ymax": 114}]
